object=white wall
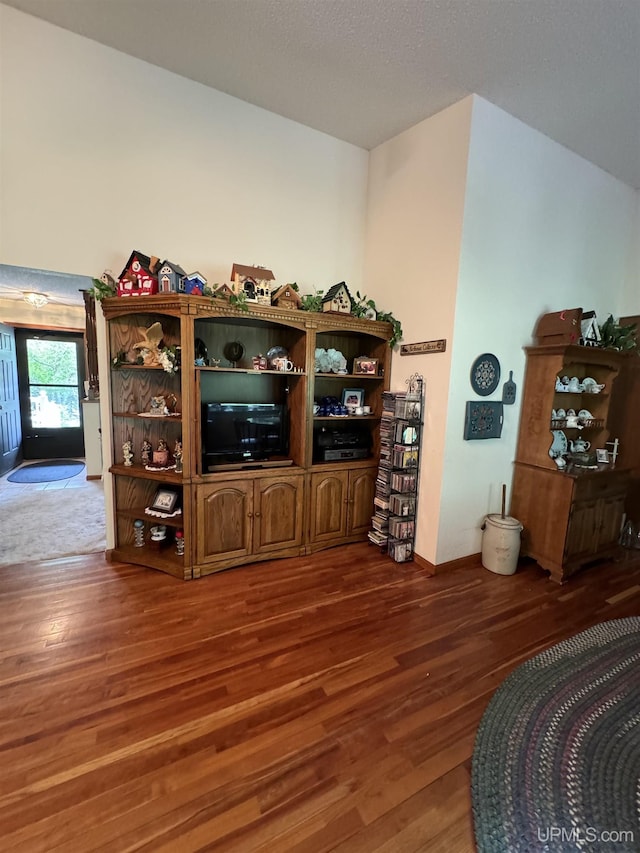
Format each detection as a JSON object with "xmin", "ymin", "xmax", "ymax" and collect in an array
[
  {"xmin": 0, "ymin": 5, "xmax": 369, "ymax": 293},
  {"xmin": 364, "ymin": 98, "xmax": 474, "ymax": 563},
  {"xmin": 365, "ymin": 95, "xmax": 637, "ymax": 566},
  {"xmin": 436, "ymin": 96, "xmax": 638, "ymax": 563},
  {"xmin": 619, "ymin": 193, "xmax": 640, "ymax": 317}
]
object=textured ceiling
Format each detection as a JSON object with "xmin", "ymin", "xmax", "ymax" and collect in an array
[{"xmin": 3, "ymin": 0, "xmax": 640, "ymax": 189}]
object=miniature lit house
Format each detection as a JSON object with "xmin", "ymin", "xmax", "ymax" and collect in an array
[
  {"xmin": 157, "ymin": 260, "xmax": 187, "ymax": 293},
  {"xmin": 271, "ymin": 284, "xmax": 302, "ymax": 310},
  {"xmin": 230, "ymin": 264, "xmax": 275, "ymax": 305},
  {"xmin": 183, "ymin": 272, "xmax": 207, "ymax": 295},
  {"xmin": 322, "ymin": 281, "xmax": 353, "ymax": 314},
  {"xmin": 214, "ymin": 283, "xmax": 234, "ymax": 301},
  {"xmin": 117, "ymin": 251, "xmax": 160, "ymax": 297},
  {"xmin": 100, "ymin": 270, "xmax": 117, "ymax": 290}
]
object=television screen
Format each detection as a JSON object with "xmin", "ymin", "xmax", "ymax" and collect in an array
[{"xmin": 202, "ymin": 402, "xmax": 288, "ymax": 467}]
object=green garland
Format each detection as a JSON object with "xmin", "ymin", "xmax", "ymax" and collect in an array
[{"xmin": 89, "ymin": 277, "xmax": 117, "ymax": 300}]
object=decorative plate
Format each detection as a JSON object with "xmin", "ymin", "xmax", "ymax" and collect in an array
[
  {"xmin": 470, "ymin": 353, "xmax": 501, "ymax": 396},
  {"xmin": 223, "ymin": 340, "xmax": 245, "ymax": 365}
]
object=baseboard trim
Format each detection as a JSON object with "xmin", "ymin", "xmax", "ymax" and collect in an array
[
  {"xmin": 414, "ymin": 551, "xmax": 482, "ymax": 575},
  {"xmin": 86, "ymin": 475, "xmax": 102, "ymax": 481}
]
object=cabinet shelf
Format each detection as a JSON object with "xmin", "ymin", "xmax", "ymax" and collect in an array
[
  {"xmin": 554, "ymin": 391, "xmax": 610, "ymax": 400},
  {"xmin": 197, "ymin": 366, "xmax": 306, "ymax": 376},
  {"xmin": 314, "ymin": 373, "xmax": 383, "ymax": 381},
  {"xmin": 112, "ymin": 412, "xmax": 183, "ymax": 420},
  {"xmin": 313, "ymin": 415, "xmax": 380, "ymax": 422},
  {"xmin": 110, "ymin": 464, "xmax": 184, "ymax": 483},
  {"xmin": 111, "ymin": 545, "xmax": 186, "ymax": 578},
  {"xmin": 111, "ymin": 364, "xmax": 177, "ymax": 371},
  {"xmin": 116, "ymin": 506, "xmax": 185, "ymax": 529},
  {"xmin": 550, "ymin": 419, "xmax": 605, "ymax": 430}
]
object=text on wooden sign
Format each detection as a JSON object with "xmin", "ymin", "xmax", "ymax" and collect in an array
[{"xmin": 400, "ymin": 339, "xmax": 447, "ymax": 356}]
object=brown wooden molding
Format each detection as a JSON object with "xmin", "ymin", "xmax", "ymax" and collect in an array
[{"xmin": 414, "ymin": 550, "xmax": 482, "ymax": 575}]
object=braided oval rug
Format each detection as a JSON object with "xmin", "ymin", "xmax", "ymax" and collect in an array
[{"xmin": 472, "ymin": 618, "xmax": 640, "ymax": 853}]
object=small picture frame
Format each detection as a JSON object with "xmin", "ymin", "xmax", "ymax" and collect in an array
[
  {"xmin": 149, "ymin": 487, "xmax": 179, "ymax": 513},
  {"xmin": 353, "ymin": 357, "xmax": 379, "ymax": 375},
  {"xmin": 342, "ymin": 388, "xmax": 365, "ymax": 408},
  {"xmin": 596, "ymin": 448, "xmax": 609, "ymax": 463}
]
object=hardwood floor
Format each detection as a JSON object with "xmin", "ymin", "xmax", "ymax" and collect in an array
[{"xmin": 1, "ymin": 544, "xmax": 639, "ymax": 852}]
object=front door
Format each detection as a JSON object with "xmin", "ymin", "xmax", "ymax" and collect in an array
[
  {"xmin": 0, "ymin": 323, "xmax": 21, "ymax": 475},
  {"xmin": 15, "ymin": 329, "xmax": 85, "ymax": 460}
]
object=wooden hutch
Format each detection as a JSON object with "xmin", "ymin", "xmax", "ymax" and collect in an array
[{"xmin": 511, "ymin": 343, "xmax": 630, "ymax": 583}]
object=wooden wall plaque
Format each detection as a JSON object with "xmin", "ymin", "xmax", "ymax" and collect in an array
[{"xmin": 400, "ymin": 339, "xmax": 447, "ymax": 356}]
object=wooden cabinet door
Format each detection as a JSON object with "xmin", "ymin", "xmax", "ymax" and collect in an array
[
  {"xmin": 197, "ymin": 481, "xmax": 253, "ymax": 565},
  {"xmin": 254, "ymin": 475, "xmax": 304, "ymax": 554},
  {"xmin": 347, "ymin": 468, "xmax": 376, "ymax": 536},
  {"xmin": 595, "ymin": 494, "xmax": 626, "ymax": 551},
  {"xmin": 310, "ymin": 471, "xmax": 349, "ymax": 543},
  {"xmin": 564, "ymin": 500, "xmax": 598, "ymax": 560}
]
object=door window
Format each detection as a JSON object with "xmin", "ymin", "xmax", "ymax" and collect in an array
[{"xmin": 26, "ymin": 339, "xmax": 81, "ymax": 428}]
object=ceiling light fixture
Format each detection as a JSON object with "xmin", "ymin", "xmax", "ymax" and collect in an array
[{"xmin": 23, "ymin": 292, "xmax": 49, "ymax": 308}]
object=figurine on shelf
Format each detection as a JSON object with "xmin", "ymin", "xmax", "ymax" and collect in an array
[
  {"xmin": 141, "ymin": 438, "xmax": 152, "ymax": 466},
  {"xmin": 153, "ymin": 438, "xmax": 169, "ymax": 466},
  {"xmin": 133, "ymin": 322, "xmax": 164, "ymax": 367},
  {"xmin": 149, "ymin": 395, "xmax": 169, "ymax": 416},
  {"xmin": 173, "ymin": 439, "xmax": 183, "ymax": 473},
  {"xmin": 122, "ymin": 440, "xmax": 134, "ymax": 466}
]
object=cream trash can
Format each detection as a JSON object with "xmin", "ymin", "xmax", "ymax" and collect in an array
[{"xmin": 481, "ymin": 514, "xmax": 523, "ymax": 575}]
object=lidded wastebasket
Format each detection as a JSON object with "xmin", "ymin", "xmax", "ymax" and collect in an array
[{"xmin": 481, "ymin": 513, "xmax": 523, "ymax": 575}]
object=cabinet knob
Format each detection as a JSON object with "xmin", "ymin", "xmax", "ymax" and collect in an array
[
  {"xmin": 255, "ymin": 511, "xmax": 261, "ymax": 518},
  {"xmin": 247, "ymin": 511, "xmax": 253, "ymax": 518}
]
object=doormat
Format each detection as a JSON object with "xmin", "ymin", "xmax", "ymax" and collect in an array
[{"xmin": 7, "ymin": 460, "xmax": 85, "ymax": 484}]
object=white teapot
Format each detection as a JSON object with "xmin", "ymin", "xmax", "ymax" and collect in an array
[{"xmin": 570, "ymin": 437, "xmax": 591, "ymax": 453}]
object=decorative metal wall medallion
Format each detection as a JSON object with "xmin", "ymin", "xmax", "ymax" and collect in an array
[
  {"xmin": 470, "ymin": 353, "xmax": 501, "ymax": 396},
  {"xmin": 464, "ymin": 401, "xmax": 504, "ymax": 440}
]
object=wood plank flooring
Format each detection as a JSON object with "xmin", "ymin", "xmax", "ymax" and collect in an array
[{"xmin": 1, "ymin": 544, "xmax": 639, "ymax": 851}]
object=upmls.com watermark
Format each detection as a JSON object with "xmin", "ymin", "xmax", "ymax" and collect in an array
[{"xmin": 537, "ymin": 826, "xmax": 635, "ymax": 844}]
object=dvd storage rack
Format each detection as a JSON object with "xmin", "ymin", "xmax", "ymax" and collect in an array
[{"xmin": 369, "ymin": 374, "xmax": 423, "ymax": 562}]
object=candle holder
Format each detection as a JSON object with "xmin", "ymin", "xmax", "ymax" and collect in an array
[
  {"xmin": 175, "ymin": 529, "xmax": 185, "ymax": 556},
  {"xmin": 133, "ymin": 518, "xmax": 145, "ymax": 547}
]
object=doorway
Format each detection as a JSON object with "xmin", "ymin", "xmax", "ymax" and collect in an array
[{"xmin": 15, "ymin": 329, "xmax": 86, "ymax": 459}]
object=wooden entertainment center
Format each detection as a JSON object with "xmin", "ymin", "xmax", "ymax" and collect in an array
[{"xmin": 101, "ymin": 294, "xmax": 392, "ymax": 579}]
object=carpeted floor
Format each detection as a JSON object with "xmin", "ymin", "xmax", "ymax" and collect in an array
[
  {"xmin": 472, "ymin": 618, "xmax": 640, "ymax": 852},
  {"xmin": 7, "ymin": 459, "xmax": 85, "ymax": 483},
  {"xmin": 0, "ymin": 479, "xmax": 106, "ymax": 566}
]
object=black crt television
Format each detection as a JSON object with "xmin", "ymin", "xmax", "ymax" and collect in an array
[{"xmin": 202, "ymin": 402, "xmax": 289, "ymax": 468}]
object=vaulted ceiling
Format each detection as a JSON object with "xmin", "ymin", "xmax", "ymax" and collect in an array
[{"xmin": 4, "ymin": 0, "xmax": 640, "ymax": 189}]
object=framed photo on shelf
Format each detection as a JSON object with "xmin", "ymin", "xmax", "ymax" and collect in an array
[
  {"xmin": 596, "ymin": 448, "xmax": 609, "ymax": 463},
  {"xmin": 342, "ymin": 388, "xmax": 365, "ymax": 408},
  {"xmin": 353, "ymin": 357, "xmax": 379, "ymax": 375},
  {"xmin": 149, "ymin": 487, "xmax": 180, "ymax": 514}
]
